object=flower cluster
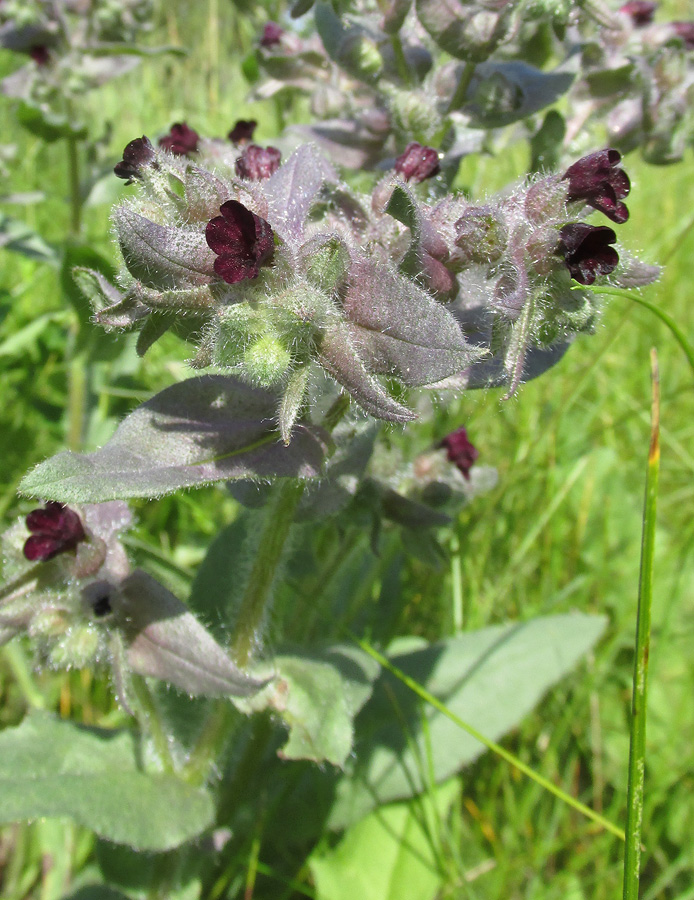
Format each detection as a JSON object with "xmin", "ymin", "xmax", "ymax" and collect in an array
[{"xmin": 80, "ymin": 134, "xmax": 658, "ymax": 443}]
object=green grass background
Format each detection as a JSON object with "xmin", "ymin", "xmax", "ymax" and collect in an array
[{"xmin": 1, "ymin": 0, "xmax": 693, "ymax": 897}]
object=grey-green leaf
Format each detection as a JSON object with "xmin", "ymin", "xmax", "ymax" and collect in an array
[
  {"xmin": 115, "ymin": 570, "xmax": 268, "ymax": 697},
  {"xmin": 239, "ymin": 646, "xmax": 381, "ymax": 767},
  {"xmin": 20, "ymin": 375, "xmax": 329, "ymax": 502},
  {"xmin": 114, "ymin": 206, "xmax": 215, "ymax": 290},
  {"xmin": 328, "ymin": 613, "xmax": 606, "ymax": 827},
  {"xmin": 0, "ymin": 711, "xmax": 214, "ymax": 850}
]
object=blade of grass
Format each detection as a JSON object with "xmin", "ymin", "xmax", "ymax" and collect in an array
[
  {"xmin": 622, "ymin": 348, "xmax": 660, "ymax": 900},
  {"xmin": 594, "ymin": 287, "xmax": 694, "ymax": 379},
  {"xmin": 350, "ymin": 632, "xmax": 625, "ymax": 841}
]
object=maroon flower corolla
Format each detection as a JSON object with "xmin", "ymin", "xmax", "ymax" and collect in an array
[
  {"xmin": 394, "ymin": 142, "xmax": 440, "ymax": 183},
  {"xmin": 228, "ymin": 119, "xmax": 257, "ymax": 145},
  {"xmin": 158, "ymin": 122, "xmax": 200, "ymax": 156},
  {"xmin": 29, "ymin": 45, "xmax": 50, "ymax": 65},
  {"xmin": 235, "ymin": 144, "xmax": 282, "ymax": 181},
  {"xmin": 205, "ymin": 200, "xmax": 275, "ymax": 284},
  {"xmin": 260, "ymin": 22, "xmax": 284, "ymax": 48},
  {"xmin": 562, "ymin": 149, "xmax": 630, "ymax": 224},
  {"xmin": 23, "ymin": 502, "xmax": 86, "ymax": 562},
  {"xmin": 557, "ymin": 223, "xmax": 619, "ymax": 285},
  {"xmin": 439, "ymin": 427, "xmax": 479, "ymax": 480},
  {"xmin": 672, "ymin": 22, "xmax": 694, "ymax": 49},
  {"xmin": 619, "ymin": 1, "xmax": 657, "ymax": 26},
  {"xmin": 114, "ymin": 135, "xmax": 156, "ymax": 182}
]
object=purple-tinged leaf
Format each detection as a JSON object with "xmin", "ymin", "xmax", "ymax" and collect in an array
[
  {"xmin": 343, "ymin": 258, "xmax": 483, "ymax": 385},
  {"xmin": 114, "ymin": 570, "xmax": 268, "ymax": 698},
  {"xmin": 262, "ymin": 144, "xmax": 336, "ymax": 243},
  {"xmin": 114, "ymin": 206, "xmax": 216, "ymax": 289},
  {"xmin": 318, "ymin": 325, "xmax": 416, "ymax": 423},
  {"xmin": 19, "ymin": 376, "xmax": 329, "ymax": 502}
]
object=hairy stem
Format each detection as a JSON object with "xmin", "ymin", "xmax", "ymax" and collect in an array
[
  {"xmin": 130, "ymin": 675, "xmax": 176, "ymax": 774},
  {"xmin": 232, "ymin": 479, "xmax": 306, "ymax": 666}
]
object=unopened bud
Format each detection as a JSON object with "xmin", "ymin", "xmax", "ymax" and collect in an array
[
  {"xmin": 243, "ymin": 335, "xmax": 293, "ymax": 387},
  {"xmin": 338, "ymin": 32, "xmax": 384, "ymax": 80}
]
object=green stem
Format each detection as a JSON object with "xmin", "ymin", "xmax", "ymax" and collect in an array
[
  {"xmin": 595, "ymin": 287, "xmax": 694, "ymax": 380},
  {"xmin": 352, "ymin": 633, "xmax": 626, "ymax": 841},
  {"xmin": 182, "ymin": 700, "xmax": 237, "ymax": 786},
  {"xmin": 390, "ymin": 33, "xmax": 411, "ymax": 85},
  {"xmin": 622, "ymin": 349, "xmax": 660, "ymax": 900},
  {"xmin": 130, "ymin": 675, "xmax": 177, "ymax": 774},
  {"xmin": 447, "ymin": 61, "xmax": 476, "ymax": 114},
  {"xmin": 66, "ymin": 136, "xmax": 82, "ymax": 237},
  {"xmin": 2, "ymin": 643, "xmax": 46, "ymax": 709},
  {"xmin": 232, "ymin": 480, "xmax": 305, "ymax": 666},
  {"xmin": 67, "ymin": 349, "xmax": 87, "ymax": 451}
]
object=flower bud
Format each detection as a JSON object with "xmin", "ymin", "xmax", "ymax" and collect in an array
[
  {"xmin": 394, "ymin": 142, "xmax": 440, "ymax": 183},
  {"xmin": 337, "ymin": 32, "xmax": 384, "ymax": 80},
  {"xmin": 23, "ymin": 502, "xmax": 85, "ymax": 562},
  {"xmin": 453, "ymin": 207, "xmax": 507, "ymax": 268},
  {"xmin": 235, "ymin": 144, "xmax": 282, "ymax": 180},
  {"xmin": 49, "ymin": 624, "xmax": 101, "ymax": 669},
  {"xmin": 158, "ymin": 122, "xmax": 199, "ymax": 156},
  {"xmin": 243, "ymin": 335, "xmax": 293, "ymax": 387},
  {"xmin": 228, "ymin": 119, "xmax": 257, "ymax": 145},
  {"xmin": 114, "ymin": 135, "xmax": 156, "ymax": 182}
]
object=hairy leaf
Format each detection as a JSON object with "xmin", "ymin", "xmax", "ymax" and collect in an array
[
  {"xmin": 318, "ymin": 324, "xmax": 416, "ymax": 422},
  {"xmin": 343, "ymin": 257, "xmax": 483, "ymax": 385},
  {"xmin": 0, "ymin": 711, "xmax": 214, "ymax": 850},
  {"xmin": 115, "ymin": 570, "xmax": 268, "ymax": 697},
  {"xmin": 328, "ymin": 613, "xmax": 606, "ymax": 827},
  {"xmin": 20, "ymin": 376, "xmax": 329, "ymax": 502},
  {"xmin": 114, "ymin": 206, "xmax": 216, "ymax": 290},
  {"xmin": 239, "ymin": 646, "xmax": 380, "ymax": 767},
  {"xmin": 263, "ymin": 144, "xmax": 336, "ymax": 243}
]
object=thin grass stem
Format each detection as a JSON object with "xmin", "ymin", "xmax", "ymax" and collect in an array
[
  {"xmin": 352, "ymin": 634, "xmax": 626, "ymax": 841},
  {"xmin": 622, "ymin": 348, "xmax": 660, "ymax": 900}
]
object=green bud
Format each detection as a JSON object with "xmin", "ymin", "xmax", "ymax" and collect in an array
[
  {"xmin": 243, "ymin": 335, "xmax": 293, "ymax": 387},
  {"xmin": 387, "ymin": 88, "xmax": 442, "ymax": 142},
  {"xmin": 305, "ymin": 239, "xmax": 350, "ymax": 294},
  {"xmin": 49, "ymin": 624, "xmax": 101, "ymax": 669},
  {"xmin": 338, "ymin": 32, "xmax": 384, "ymax": 81}
]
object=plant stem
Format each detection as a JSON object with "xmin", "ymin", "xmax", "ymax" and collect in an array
[
  {"xmin": 66, "ymin": 136, "xmax": 82, "ymax": 237},
  {"xmin": 447, "ymin": 61, "xmax": 476, "ymax": 114},
  {"xmin": 622, "ymin": 349, "xmax": 660, "ymax": 900},
  {"xmin": 66, "ymin": 347, "xmax": 87, "ymax": 451},
  {"xmin": 130, "ymin": 675, "xmax": 176, "ymax": 774},
  {"xmin": 390, "ymin": 33, "xmax": 411, "ymax": 85},
  {"xmin": 182, "ymin": 700, "xmax": 237, "ymax": 786},
  {"xmin": 232, "ymin": 480, "xmax": 305, "ymax": 666}
]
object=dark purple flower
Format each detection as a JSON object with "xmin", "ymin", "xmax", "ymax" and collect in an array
[
  {"xmin": 158, "ymin": 122, "xmax": 200, "ymax": 156},
  {"xmin": 29, "ymin": 45, "xmax": 50, "ymax": 66},
  {"xmin": 114, "ymin": 135, "xmax": 156, "ymax": 182},
  {"xmin": 394, "ymin": 142, "xmax": 440, "ymax": 183},
  {"xmin": 228, "ymin": 119, "xmax": 257, "ymax": 145},
  {"xmin": 672, "ymin": 22, "xmax": 694, "ymax": 49},
  {"xmin": 562, "ymin": 149, "xmax": 630, "ymax": 224},
  {"xmin": 205, "ymin": 200, "xmax": 275, "ymax": 284},
  {"xmin": 557, "ymin": 223, "xmax": 619, "ymax": 285},
  {"xmin": 439, "ymin": 427, "xmax": 479, "ymax": 480},
  {"xmin": 235, "ymin": 144, "xmax": 282, "ymax": 181},
  {"xmin": 23, "ymin": 502, "xmax": 86, "ymax": 563},
  {"xmin": 260, "ymin": 22, "xmax": 285, "ymax": 49},
  {"xmin": 619, "ymin": 1, "xmax": 657, "ymax": 26}
]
